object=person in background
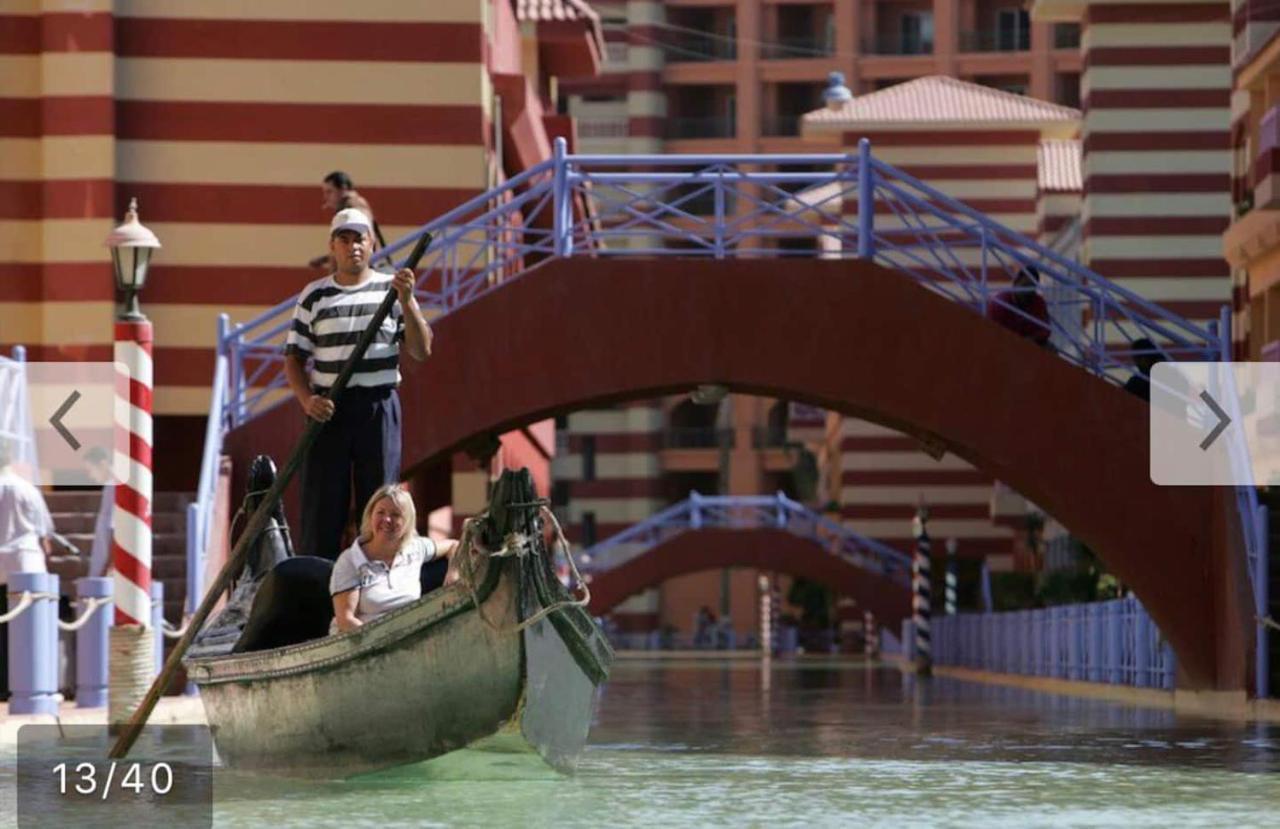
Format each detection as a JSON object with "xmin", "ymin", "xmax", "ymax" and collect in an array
[
  {"xmin": 329, "ymin": 486, "xmax": 461, "ymax": 634},
  {"xmin": 987, "ymin": 265, "xmax": 1051, "ymax": 349},
  {"xmin": 1122, "ymin": 337, "xmax": 1161, "ymax": 403},
  {"xmin": 0, "ymin": 439, "xmax": 53, "ymax": 700},
  {"xmin": 308, "ymin": 171, "xmax": 384, "ymax": 270}
]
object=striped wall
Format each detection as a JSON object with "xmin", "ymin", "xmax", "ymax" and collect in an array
[
  {"xmin": 0, "ymin": 1, "xmax": 117, "ymax": 370},
  {"xmin": 838, "ymin": 417, "xmax": 1015, "ymax": 558},
  {"xmin": 1, "ymin": 0, "xmax": 495, "ymax": 419},
  {"xmin": 1079, "ymin": 1, "xmax": 1233, "ymax": 327},
  {"xmin": 551, "ymin": 401, "xmax": 666, "ymax": 628}
]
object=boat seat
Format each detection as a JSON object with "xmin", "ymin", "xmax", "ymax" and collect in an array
[
  {"xmin": 232, "ymin": 554, "xmax": 454, "ymax": 653},
  {"xmin": 233, "ymin": 556, "xmax": 335, "ymax": 653}
]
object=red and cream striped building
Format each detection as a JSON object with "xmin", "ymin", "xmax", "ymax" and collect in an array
[
  {"xmin": 1, "ymin": 1, "xmax": 601, "ymax": 496},
  {"xmin": 1034, "ymin": 0, "xmax": 1234, "ymax": 335}
]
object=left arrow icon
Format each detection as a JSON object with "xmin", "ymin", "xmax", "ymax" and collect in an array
[{"xmin": 50, "ymin": 390, "xmax": 81, "ymax": 451}]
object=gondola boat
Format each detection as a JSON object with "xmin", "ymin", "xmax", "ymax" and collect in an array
[{"xmin": 183, "ymin": 467, "xmax": 613, "ymax": 777}]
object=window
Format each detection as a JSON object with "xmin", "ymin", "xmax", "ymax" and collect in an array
[
  {"xmin": 900, "ymin": 12, "xmax": 934, "ymax": 55},
  {"xmin": 581, "ymin": 435, "xmax": 596, "ymax": 481},
  {"xmin": 582, "ymin": 512, "xmax": 597, "ymax": 547},
  {"xmin": 996, "ymin": 9, "xmax": 1031, "ymax": 51}
]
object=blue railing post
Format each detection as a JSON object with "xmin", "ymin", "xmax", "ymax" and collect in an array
[
  {"xmin": 1257, "ymin": 504, "xmax": 1270, "ymax": 699},
  {"xmin": 552, "ymin": 136, "xmax": 573, "ymax": 258},
  {"xmin": 75, "ymin": 577, "xmax": 112, "ymax": 708},
  {"xmin": 8, "ymin": 572, "xmax": 60, "ymax": 715},
  {"xmin": 713, "ymin": 170, "xmax": 726, "ymax": 259},
  {"xmin": 774, "ymin": 491, "xmax": 787, "ymax": 528},
  {"xmin": 151, "ymin": 581, "xmax": 164, "ymax": 675},
  {"xmin": 856, "ymin": 138, "xmax": 874, "ymax": 259},
  {"xmin": 690, "ymin": 491, "xmax": 702, "ymax": 530}
]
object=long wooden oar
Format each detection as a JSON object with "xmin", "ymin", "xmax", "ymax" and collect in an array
[{"xmin": 109, "ymin": 232, "xmax": 433, "ymax": 758}]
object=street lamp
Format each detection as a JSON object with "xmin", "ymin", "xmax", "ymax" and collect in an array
[
  {"xmin": 105, "ymin": 197, "xmax": 161, "ymax": 321},
  {"xmin": 822, "ymin": 71, "xmax": 853, "ymax": 111},
  {"xmin": 103, "ymin": 196, "xmax": 160, "ymax": 729}
]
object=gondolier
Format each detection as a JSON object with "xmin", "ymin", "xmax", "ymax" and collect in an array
[{"xmin": 284, "ymin": 208, "xmax": 433, "ymax": 561}]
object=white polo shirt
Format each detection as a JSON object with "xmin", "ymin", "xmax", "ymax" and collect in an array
[
  {"xmin": 329, "ymin": 536, "xmax": 438, "ymax": 633},
  {"xmin": 0, "ymin": 469, "xmax": 52, "ymax": 585}
]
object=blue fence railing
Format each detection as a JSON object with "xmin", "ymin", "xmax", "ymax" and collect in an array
[
  {"xmin": 184, "ymin": 138, "xmax": 1268, "ymax": 697},
  {"xmin": 930, "ymin": 596, "xmax": 1177, "ymax": 690},
  {"xmin": 578, "ymin": 491, "xmax": 912, "ymax": 585}
]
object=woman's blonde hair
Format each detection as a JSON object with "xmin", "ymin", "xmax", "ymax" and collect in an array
[{"xmin": 358, "ymin": 484, "xmax": 419, "ymax": 549}]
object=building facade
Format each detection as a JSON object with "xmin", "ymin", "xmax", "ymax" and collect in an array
[{"xmin": 0, "ymin": 0, "xmax": 601, "ymax": 516}]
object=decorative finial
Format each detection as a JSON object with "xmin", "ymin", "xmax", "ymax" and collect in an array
[{"xmin": 823, "ymin": 71, "xmax": 853, "ymax": 110}]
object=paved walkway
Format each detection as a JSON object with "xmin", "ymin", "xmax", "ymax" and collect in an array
[{"xmin": 1, "ymin": 695, "xmax": 206, "ymax": 745}]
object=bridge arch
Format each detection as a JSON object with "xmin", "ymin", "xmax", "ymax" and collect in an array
[
  {"xmin": 586, "ymin": 529, "xmax": 912, "ymax": 625},
  {"xmin": 229, "ymin": 255, "xmax": 1253, "ymax": 691}
]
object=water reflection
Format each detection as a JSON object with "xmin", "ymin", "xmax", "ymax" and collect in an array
[
  {"xmin": 2, "ymin": 659, "xmax": 1276, "ymax": 827},
  {"xmin": 596, "ymin": 659, "xmax": 1277, "ymax": 775}
]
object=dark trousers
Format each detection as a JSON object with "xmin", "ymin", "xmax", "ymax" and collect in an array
[{"xmin": 300, "ymin": 387, "xmax": 401, "ymax": 561}]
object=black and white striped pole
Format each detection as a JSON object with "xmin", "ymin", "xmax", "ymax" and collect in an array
[
  {"xmin": 863, "ymin": 609, "xmax": 878, "ymax": 659},
  {"xmin": 912, "ymin": 506, "xmax": 933, "ymax": 675},
  {"xmin": 945, "ymin": 537, "xmax": 958, "ymax": 616}
]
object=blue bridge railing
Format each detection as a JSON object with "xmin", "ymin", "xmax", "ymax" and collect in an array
[
  {"xmin": 185, "ymin": 138, "xmax": 1267, "ymax": 696},
  {"xmin": 0, "ymin": 345, "xmax": 38, "ymax": 474},
  {"xmin": 578, "ymin": 491, "xmax": 912, "ymax": 585},
  {"xmin": 930, "ymin": 596, "xmax": 1177, "ymax": 690}
]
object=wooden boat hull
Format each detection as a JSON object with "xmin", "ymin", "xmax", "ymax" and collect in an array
[{"xmin": 185, "ymin": 471, "xmax": 612, "ymax": 777}]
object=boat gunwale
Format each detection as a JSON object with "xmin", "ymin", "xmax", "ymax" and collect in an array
[{"xmin": 185, "ymin": 554, "xmax": 506, "ymax": 686}]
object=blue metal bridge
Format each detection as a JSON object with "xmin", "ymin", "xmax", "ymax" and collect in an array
[
  {"xmin": 577, "ymin": 491, "xmax": 911, "ymax": 584},
  {"xmin": 184, "ymin": 138, "xmax": 1270, "ymax": 697}
]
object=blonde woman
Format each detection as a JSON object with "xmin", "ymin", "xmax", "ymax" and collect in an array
[{"xmin": 329, "ymin": 485, "xmax": 461, "ymax": 634}]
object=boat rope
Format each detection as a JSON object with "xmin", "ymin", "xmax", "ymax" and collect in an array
[
  {"xmin": 456, "ymin": 505, "xmax": 591, "ymax": 635},
  {"xmin": 57, "ymin": 596, "xmax": 112, "ymax": 632},
  {"xmin": 0, "ymin": 590, "xmax": 56, "ymax": 624},
  {"xmin": 162, "ymin": 618, "xmax": 191, "ymax": 639},
  {"xmin": 109, "ymin": 624, "xmax": 155, "ymax": 728}
]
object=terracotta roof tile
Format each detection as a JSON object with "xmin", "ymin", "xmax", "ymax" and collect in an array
[
  {"xmin": 1037, "ymin": 139, "xmax": 1082, "ymax": 192},
  {"xmin": 803, "ymin": 75, "xmax": 1080, "ymax": 128}
]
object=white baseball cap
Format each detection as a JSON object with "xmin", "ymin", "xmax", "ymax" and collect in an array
[{"xmin": 330, "ymin": 207, "xmax": 372, "ymax": 237}]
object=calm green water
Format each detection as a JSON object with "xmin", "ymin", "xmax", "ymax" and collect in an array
[{"xmin": 5, "ymin": 659, "xmax": 1280, "ymax": 827}]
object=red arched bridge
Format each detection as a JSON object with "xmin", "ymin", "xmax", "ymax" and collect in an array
[
  {"xmin": 578, "ymin": 492, "xmax": 912, "ymax": 625},
  {"xmin": 193, "ymin": 139, "xmax": 1265, "ymax": 695}
]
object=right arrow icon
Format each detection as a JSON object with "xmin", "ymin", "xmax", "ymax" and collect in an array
[{"xmin": 1198, "ymin": 390, "xmax": 1231, "ymax": 451}]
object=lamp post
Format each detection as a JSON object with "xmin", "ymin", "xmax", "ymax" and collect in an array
[{"xmin": 104, "ymin": 198, "xmax": 160, "ymax": 729}]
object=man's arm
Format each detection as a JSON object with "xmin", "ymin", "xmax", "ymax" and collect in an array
[
  {"xmin": 285, "ymin": 352, "xmax": 334, "ymax": 422},
  {"xmin": 393, "ymin": 268, "xmax": 433, "ymax": 362}
]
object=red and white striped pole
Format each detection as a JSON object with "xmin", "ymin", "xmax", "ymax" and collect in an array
[
  {"xmin": 109, "ymin": 319, "xmax": 155, "ymax": 726},
  {"xmin": 113, "ymin": 320, "xmax": 153, "ymax": 627},
  {"xmin": 105, "ymin": 198, "xmax": 160, "ymax": 728}
]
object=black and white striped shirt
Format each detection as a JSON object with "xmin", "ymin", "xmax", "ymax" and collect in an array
[{"xmin": 284, "ymin": 273, "xmax": 404, "ymax": 392}]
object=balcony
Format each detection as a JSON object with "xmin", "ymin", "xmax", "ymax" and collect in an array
[
  {"xmin": 663, "ymin": 427, "xmax": 735, "ymax": 449},
  {"xmin": 862, "ymin": 34, "xmax": 934, "ymax": 56},
  {"xmin": 960, "ymin": 29, "xmax": 1031, "ymax": 52},
  {"xmin": 751, "ymin": 426, "xmax": 791, "ymax": 449},
  {"xmin": 665, "ymin": 115, "xmax": 736, "ymax": 140},
  {"xmin": 1053, "ymin": 24, "xmax": 1081, "ymax": 49},
  {"xmin": 762, "ymin": 35, "xmax": 833, "ymax": 60},
  {"xmin": 663, "ymin": 37, "xmax": 737, "ymax": 63},
  {"xmin": 761, "ymin": 114, "xmax": 802, "ymax": 137},
  {"xmin": 577, "ymin": 117, "xmax": 630, "ymax": 139},
  {"xmin": 1254, "ymin": 104, "xmax": 1280, "ymax": 210}
]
